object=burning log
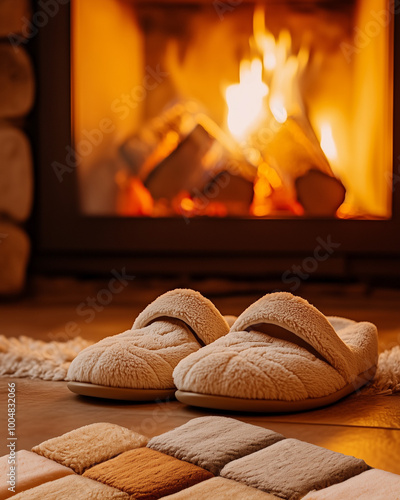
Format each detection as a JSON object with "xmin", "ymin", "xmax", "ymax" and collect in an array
[
  {"xmin": 119, "ymin": 101, "xmax": 257, "ymax": 209},
  {"xmin": 119, "ymin": 102, "xmax": 196, "ymax": 177},
  {"xmin": 192, "ymin": 170, "xmax": 254, "ymax": 217},
  {"xmin": 128, "ymin": 116, "xmax": 256, "ymax": 215},
  {"xmin": 0, "ymin": 45, "xmax": 34, "ymax": 118},
  {"xmin": 144, "ymin": 124, "xmax": 214, "ymax": 201},
  {"xmin": 121, "ymin": 108, "xmax": 257, "ymax": 214},
  {"xmin": 264, "ymin": 116, "xmax": 346, "ymax": 216},
  {"xmin": 0, "ymin": 125, "xmax": 33, "ymax": 222}
]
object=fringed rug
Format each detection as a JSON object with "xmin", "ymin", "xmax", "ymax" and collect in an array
[
  {"xmin": 1, "ymin": 335, "xmax": 400, "ymax": 395},
  {"xmin": 0, "ymin": 335, "xmax": 92, "ymax": 381},
  {"xmin": 364, "ymin": 345, "xmax": 400, "ymax": 395}
]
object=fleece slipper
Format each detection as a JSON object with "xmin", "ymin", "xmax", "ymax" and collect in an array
[
  {"xmin": 174, "ymin": 292, "xmax": 378, "ymax": 412},
  {"xmin": 67, "ymin": 289, "xmax": 230, "ymax": 400}
]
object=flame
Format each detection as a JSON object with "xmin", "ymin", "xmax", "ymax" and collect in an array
[
  {"xmin": 253, "ymin": 5, "xmax": 276, "ymax": 71},
  {"xmin": 225, "ymin": 58, "xmax": 268, "ymax": 141},
  {"xmin": 225, "ymin": 5, "xmax": 310, "ymax": 141},
  {"xmin": 319, "ymin": 121, "xmax": 338, "ymax": 164},
  {"xmin": 269, "ymin": 94, "xmax": 287, "ymax": 124}
]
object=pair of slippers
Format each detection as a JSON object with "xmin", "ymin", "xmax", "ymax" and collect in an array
[{"xmin": 67, "ymin": 289, "xmax": 378, "ymax": 413}]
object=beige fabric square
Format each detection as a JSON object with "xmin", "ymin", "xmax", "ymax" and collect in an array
[
  {"xmin": 148, "ymin": 416, "xmax": 284, "ymax": 475},
  {"xmin": 221, "ymin": 438, "xmax": 370, "ymax": 500},
  {"xmin": 10, "ymin": 475, "xmax": 129, "ymax": 499},
  {"xmin": 302, "ymin": 468, "xmax": 400, "ymax": 499},
  {"xmin": 31, "ymin": 422, "xmax": 148, "ymax": 474},
  {"xmin": 0, "ymin": 450, "xmax": 74, "ymax": 500},
  {"xmin": 162, "ymin": 477, "xmax": 281, "ymax": 499}
]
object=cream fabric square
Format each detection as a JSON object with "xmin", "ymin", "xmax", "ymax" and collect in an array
[{"xmin": 32, "ymin": 422, "xmax": 148, "ymax": 474}]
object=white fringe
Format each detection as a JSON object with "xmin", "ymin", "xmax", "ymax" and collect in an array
[
  {"xmin": 365, "ymin": 346, "xmax": 400, "ymax": 395},
  {"xmin": 0, "ymin": 335, "xmax": 92, "ymax": 381},
  {"xmin": 1, "ymin": 335, "xmax": 400, "ymax": 395}
]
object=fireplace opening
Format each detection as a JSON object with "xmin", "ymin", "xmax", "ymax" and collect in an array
[{"xmin": 71, "ymin": 0, "xmax": 393, "ymax": 220}]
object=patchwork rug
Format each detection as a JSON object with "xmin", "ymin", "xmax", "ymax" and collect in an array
[{"xmin": 1, "ymin": 417, "xmax": 399, "ymax": 499}]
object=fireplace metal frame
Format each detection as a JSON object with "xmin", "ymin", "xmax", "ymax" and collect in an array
[{"xmin": 33, "ymin": 1, "xmax": 400, "ymax": 277}]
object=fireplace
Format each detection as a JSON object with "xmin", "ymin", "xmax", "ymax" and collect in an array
[{"xmin": 34, "ymin": 0, "xmax": 400, "ymax": 277}]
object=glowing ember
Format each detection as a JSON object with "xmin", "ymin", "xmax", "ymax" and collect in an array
[{"xmin": 180, "ymin": 197, "xmax": 195, "ymax": 213}]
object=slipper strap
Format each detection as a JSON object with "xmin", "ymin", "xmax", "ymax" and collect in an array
[
  {"xmin": 230, "ymin": 292, "xmax": 354, "ymax": 381},
  {"xmin": 133, "ymin": 289, "xmax": 230, "ymax": 346}
]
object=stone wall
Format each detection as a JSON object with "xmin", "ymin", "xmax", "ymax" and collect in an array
[{"xmin": 0, "ymin": 0, "xmax": 33, "ymax": 295}]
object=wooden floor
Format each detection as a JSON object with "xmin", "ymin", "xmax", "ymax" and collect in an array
[{"xmin": 1, "ymin": 279, "xmax": 400, "ymax": 473}]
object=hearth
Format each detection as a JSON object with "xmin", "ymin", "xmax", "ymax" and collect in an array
[{"xmin": 34, "ymin": 0, "xmax": 400, "ymax": 276}]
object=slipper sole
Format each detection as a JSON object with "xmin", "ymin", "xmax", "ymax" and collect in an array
[
  {"xmin": 175, "ymin": 365, "xmax": 376, "ymax": 413},
  {"xmin": 67, "ymin": 382, "xmax": 176, "ymax": 401}
]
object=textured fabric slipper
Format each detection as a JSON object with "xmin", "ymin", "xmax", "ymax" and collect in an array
[
  {"xmin": 174, "ymin": 292, "xmax": 378, "ymax": 412},
  {"xmin": 67, "ymin": 289, "xmax": 229, "ymax": 400}
]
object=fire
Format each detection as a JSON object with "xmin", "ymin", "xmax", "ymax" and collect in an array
[
  {"xmin": 73, "ymin": 0, "xmax": 392, "ymax": 220},
  {"xmin": 225, "ymin": 4, "xmax": 344, "ymax": 218},
  {"xmin": 225, "ymin": 58, "xmax": 268, "ymax": 141},
  {"xmin": 319, "ymin": 122, "xmax": 338, "ymax": 165},
  {"xmin": 269, "ymin": 94, "xmax": 287, "ymax": 124},
  {"xmin": 253, "ymin": 5, "xmax": 276, "ymax": 72},
  {"xmin": 225, "ymin": 5, "xmax": 308, "ymax": 139},
  {"xmin": 180, "ymin": 197, "xmax": 195, "ymax": 213}
]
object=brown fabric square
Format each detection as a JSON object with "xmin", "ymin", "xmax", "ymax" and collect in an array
[{"xmin": 83, "ymin": 448, "xmax": 213, "ymax": 499}]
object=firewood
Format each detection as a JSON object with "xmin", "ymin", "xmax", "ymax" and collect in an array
[
  {"xmin": 144, "ymin": 124, "xmax": 214, "ymax": 200},
  {"xmin": 0, "ymin": 44, "xmax": 34, "ymax": 118},
  {"xmin": 295, "ymin": 169, "xmax": 346, "ymax": 217},
  {"xmin": 120, "ymin": 135, "xmax": 153, "ymax": 178},
  {"xmin": 0, "ymin": 125, "xmax": 33, "ymax": 221},
  {"xmin": 0, "ymin": 221, "xmax": 30, "ymax": 295},
  {"xmin": 119, "ymin": 102, "xmax": 194, "ymax": 178},
  {"xmin": 265, "ymin": 116, "xmax": 346, "ymax": 216},
  {"xmin": 0, "ymin": 0, "xmax": 31, "ymax": 37},
  {"xmin": 193, "ymin": 170, "xmax": 254, "ymax": 216}
]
